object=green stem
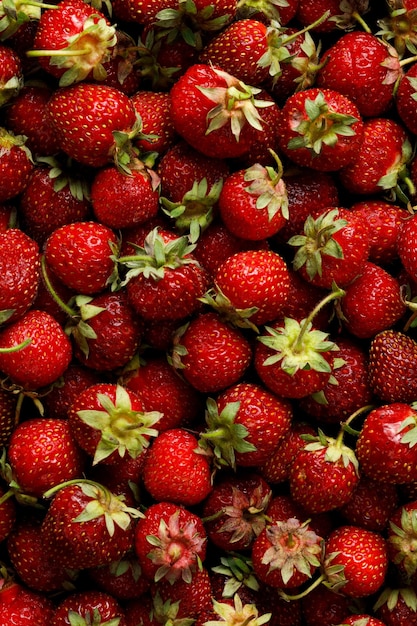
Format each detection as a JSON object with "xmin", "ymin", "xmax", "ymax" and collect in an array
[
  {"xmin": 336, "ymin": 404, "xmax": 375, "ymax": 443},
  {"xmin": 279, "ymin": 9, "xmax": 331, "ymax": 46},
  {"xmin": 26, "ymin": 47, "xmax": 93, "ymax": 58},
  {"xmin": 279, "ymin": 573, "xmax": 325, "ymax": 602},
  {"xmin": 352, "ymin": 10, "xmax": 371, "ymax": 33},
  {"xmin": 40, "ymin": 255, "xmax": 76, "ymax": 318},
  {"xmin": 0, "ymin": 337, "xmax": 31, "ymax": 353}
]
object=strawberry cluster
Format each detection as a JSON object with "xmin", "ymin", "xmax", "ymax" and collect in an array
[{"xmin": 1, "ymin": 0, "xmax": 417, "ymax": 625}]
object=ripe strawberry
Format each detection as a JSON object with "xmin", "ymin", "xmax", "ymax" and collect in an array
[
  {"xmin": 98, "ymin": 29, "xmax": 141, "ymax": 95},
  {"xmin": 338, "ymin": 615, "xmax": 387, "ymax": 626},
  {"xmin": 134, "ymin": 501, "xmax": 206, "ymax": 584},
  {"xmin": 277, "ymin": 87, "xmax": 364, "ymax": 171},
  {"xmin": 41, "ymin": 480, "xmax": 142, "ymax": 569},
  {"xmin": 300, "ymin": 584, "xmax": 351, "ymax": 626},
  {"xmin": 288, "ymin": 427, "xmax": 359, "ymax": 514},
  {"xmin": 202, "ymin": 472, "xmax": 272, "ymax": 551},
  {"xmin": 130, "ymin": 90, "xmax": 178, "ymax": 155},
  {"xmin": 121, "ymin": 353, "xmax": 204, "ymax": 432},
  {"xmin": 374, "ymin": 585, "xmax": 417, "ymax": 625},
  {"xmin": 356, "ymin": 402, "xmax": 417, "ymax": 484},
  {"xmin": 323, "ymin": 525, "xmax": 388, "ymax": 598},
  {"xmin": 87, "ymin": 552, "xmax": 150, "ymax": 601},
  {"xmin": 257, "ymin": 582, "xmax": 303, "ymax": 626},
  {"xmin": 0, "ymin": 43, "xmax": 22, "ymax": 106},
  {"xmin": 398, "ymin": 213, "xmax": 417, "ymax": 282},
  {"xmin": 387, "ymin": 500, "xmax": 417, "ymax": 581},
  {"xmin": 169, "ymin": 63, "xmax": 276, "ymax": 159},
  {"xmin": 368, "ymin": 330, "xmax": 417, "ymax": 403},
  {"xmin": 208, "ymin": 249, "xmax": 290, "ymax": 327},
  {"xmin": 251, "ymin": 517, "xmax": 323, "ymax": 589},
  {"xmin": 171, "ymin": 311, "xmax": 252, "ymax": 393},
  {"xmin": 68, "ymin": 383, "xmax": 161, "ymax": 466},
  {"xmin": 0, "ymin": 127, "xmax": 34, "ymax": 203},
  {"xmin": 378, "ymin": 0, "xmax": 417, "ymax": 58},
  {"xmin": 340, "ymin": 476, "xmax": 399, "ymax": 533},
  {"xmin": 52, "ymin": 590, "xmax": 128, "ymax": 625},
  {"xmin": 316, "ymin": 31, "xmax": 401, "ymax": 117},
  {"xmin": 0, "ymin": 483, "xmax": 16, "ymax": 542},
  {"xmin": 0, "ymin": 577, "xmax": 55, "ymax": 625},
  {"xmin": 296, "ymin": 0, "xmax": 369, "ymax": 33},
  {"xmin": 28, "ymin": 0, "xmax": 117, "ymax": 85},
  {"xmin": 288, "ymin": 207, "xmax": 370, "ymax": 289},
  {"xmin": 152, "ymin": 565, "xmax": 213, "ymax": 619},
  {"xmin": 47, "ymin": 82, "xmax": 139, "ymax": 168},
  {"xmin": 396, "ymin": 61, "xmax": 417, "ymax": 136},
  {"xmin": 338, "ymin": 117, "xmax": 412, "ymax": 196},
  {"xmin": 7, "ymin": 417, "xmax": 85, "ymax": 498},
  {"xmin": 0, "ymin": 308, "xmax": 72, "ymax": 390},
  {"xmin": 281, "ymin": 269, "xmax": 333, "ymax": 330},
  {"xmin": 339, "ymin": 261, "xmax": 406, "ymax": 339},
  {"xmin": 141, "ymin": 428, "xmax": 212, "ymax": 506},
  {"xmin": 0, "ymin": 228, "xmax": 40, "ymax": 325},
  {"xmin": 41, "ymin": 363, "xmax": 101, "ymax": 420},
  {"xmin": 44, "ymin": 221, "xmax": 119, "ymax": 295}
]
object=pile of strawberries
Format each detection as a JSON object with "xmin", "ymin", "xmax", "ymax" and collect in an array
[{"xmin": 3, "ymin": 0, "xmax": 417, "ymax": 623}]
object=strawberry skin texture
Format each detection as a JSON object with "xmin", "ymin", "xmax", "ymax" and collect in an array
[
  {"xmin": 0, "ymin": 581, "xmax": 55, "ymax": 625},
  {"xmin": 52, "ymin": 590, "xmax": 127, "ymax": 625},
  {"xmin": 340, "ymin": 476, "xmax": 399, "ymax": 534},
  {"xmin": 131, "ymin": 90, "xmax": 177, "ymax": 155},
  {"xmin": 398, "ymin": 212, "xmax": 417, "ymax": 281},
  {"xmin": 0, "ymin": 129, "xmax": 34, "ymax": 203},
  {"xmin": 142, "ymin": 428, "xmax": 212, "ymax": 506},
  {"xmin": 368, "ymin": 330, "xmax": 417, "ymax": 403},
  {"xmin": 396, "ymin": 61, "xmax": 417, "ymax": 135},
  {"xmin": 47, "ymin": 82, "xmax": 138, "ymax": 167}
]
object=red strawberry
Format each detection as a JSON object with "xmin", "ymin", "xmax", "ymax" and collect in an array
[
  {"xmin": 171, "ymin": 311, "xmax": 252, "ymax": 393},
  {"xmin": 87, "ymin": 552, "xmax": 150, "ymax": 601},
  {"xmin": 44, "ymin": 221, "xmax": 119, "ymax": 295},
  {"xmin": 296, "ymin": 0, "xmax": 369, "ymax": 33},
  {"xmin": 368, "ymin": 330, "xmax": 417, "ymax": 403},
  {"xmin": 134, "ymin": 501, "xmax": 206, "ymax": 584},
  {"xmin": 169, "ymin": 63, "xmax": 277, "ymax": 159},
  {"xmin": 396, "ymin": 61, "xmax": 417, "ymax": 136},
  {"xmin": 0, "ymin": 308, "xmax": 72, "ymax": 390},
  {"xmin": 52, "ymin": 590, "xmax": 128, "ymax": 625},
  {"xmin": 277, "ymin": 87, "xmax": 364, "ymax": 171},
  {"xmin": 0, "ymin": 127, "xmax": 34, "ymax": 203},
  {"xmin": 7, "ymin": 417, "xmax": 85, "ymax": 498},
  {"xmin": 41, "ymin": 363, "xmax": 101, "ymax": 420},
  {"xmin": 130, "ymin": 90, "xmax": 178, "ymax": 155},
  {"xmin": 141, "ymin": 428, "xmax": 212, "ymax": 506},
  {"xmin": 338, "ymin": 615, "xmax": 387, "ymax": 626},
  {"xmin": 378, "ymin": 0, "xmax": 417, "ymax": 58},
  {"xmin": 0, "ymin": 577, "xmax": 55, "ymax": 625},
  {"xmin": 68, "ymin": 383, "xmax": 161, "ymax": 465},
  {"xmin": 398, "ymin": 213, "xmax": 417, "ymax": 282},
  {"xmin": 151, "ymin": 565, "xmax": 213, "ymax": 619},
  {"xmin": 387, "ymin": 500, "xmax": 417, "ymax": 581},
  {"xmin": 0, "ymin": 228, "xmax": 40, "ymax": 325},
  {"xmin": 340, "ymin": 476, "xmax": 399, "ymax": 533},
  {"xmin": 28, "ymin": 0, "xmax": 117, "ymax": 85},
  {"xmin": 0, "ymin": 43, "xmax": 22, "ymax": 106},
  {"xmin": 374, "ymin": 585, "xmax": 417, "ymax": 625},
  {"xmin": 356, "ymin": 402, "xmax": 417, "ymax": 484},
  {"xmin": 300, "ymin": 584, "xmax": 351, "ymax": 626}
]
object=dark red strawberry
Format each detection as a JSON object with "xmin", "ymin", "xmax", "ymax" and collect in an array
[
  {"xmin": 130, "ymin": 90, "xmax": 178, "ymax": 155},
  {"xmin": 296, "ymin": 0, "xmax": 369, "ymax": 33},
  {"xmin": 0, "ymin": 127, "xmax": 34, "ymax": 203},
  {"xmin": 52, "ymin": 590, "xmax": 128, "ymax": 625},
  {"xmin": 151, "ymin": 565, "xmax": 213, "ymax": 619},
  {"xmin": 300, "ymin": 584, "xmax": 351, "ymax": 626},
  {"xmin": 340, "ymin": 476, "xmax": 399, "ymax": 533},
  {"xmin": 374, "ymin": 585, "xmax": 417, "ymax": 625},
  {"xmin": 41, "ymin": 364, "xmax": 101, "ymax": 420},
  {"xmin": 0, "ymin": 483, "xmax": 16, "ymax": 542},
  {"xmin": 87, "ymin": 552, "xmax": 150, "ymax": 601},
  {"xmin": 398, "ymin": 213, "xmax": 417, "ymax": 283},
  {"xmin": 387, "ymin": 500, "xmax": 417, "ymax": 582},
  {"xmin": 0, "ymin": 43, "xmax": 22, "ymax": 106},
  {"xmin": 368, "ymin": 330, "xmax": 417, "ymax": 403}
]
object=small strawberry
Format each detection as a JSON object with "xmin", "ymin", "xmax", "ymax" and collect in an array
[
  {"xmin": 44, "ymin": 221, "xmax": 119, "ymax": 295},
  {"xmin": 0, "ymin": 43, "xmax": 22, "ymax": 105},
  {"xmin": 368, "ymin": 330, "xmax": 417, "ymax": 403},
  {"xmin": 152, "ymin": 565, "xmax": 213, "ymax": 619},
  {"xmin": 52, "ymin": 590, "xmax": 128, "ymax": 625},
  {"xmin": 141, "ymin": 428, "xmax": 213, "ymax": 506},
  {"xmin": 0, "ymin": 127, "xmax": 34, "ymax": 203}
]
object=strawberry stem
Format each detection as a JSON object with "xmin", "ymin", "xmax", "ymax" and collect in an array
[
  {"xmin": 40, "ymin": 255, "xmax": 77, "ymax": 318},
  {"xmin": 26, "ymin": 47, "xmax": 95, "ymax": 58},
  {"xmin": 278, "ymin": 572, "xmax": 325, "ymax": 601},
  {"xmin": 0, "ymin": 338, "xmax": 31, "ymax": 353}
]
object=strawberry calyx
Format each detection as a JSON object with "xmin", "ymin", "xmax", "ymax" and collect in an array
[
  {"xmin": 160, "ymin": 177, "xmax": 223, "ymax": 242},
  {"xmin": 135, "ymin": 29, "xmax": 182, "ymax": 91},
  {"xmin": 205, "ymin": 594, "xmax": 271, "ymax": 626},
  {"xmin": 75, "ymin": 384, "xmax": 162, "ymax": 464},
  {"xmin": 376, "ymin": 6, "xmax": 417, "ymax": 58},
  {"xmin": 199, "ymin": 397, "xmax": 257, "ymax": 470},
  {"xmin": 35, "ymin": 155, "xmax": 91, "ymax": 201},
  {"xmin": 0, "ymin": 127, "xmax": 33, "ymax": 162},
  {"xmin": 327, "ymin": 0, "xmax": 371, "ymax": 31},
  {"xmin": 212, "ymin": 553, "xmax": 260, "ymax": 597},
  {"xmin": 67, "ymin": 608, "xmax": 120, "ymax": 626},
  {"xmin": 236, "ymin": 0, "xmax": 291, "ymax": 23},
  {"xmin": 377, "ymin": 134, "xmax": 413, "ymax": 196},
  {"xmin": 301, "ymin": 427, "xmax": 359, "ymax": 476},
  {"xmin": 151, "ymin": 592, "xmax": 195, "ymax": 626},
  {"xmin": 112, "ymin": 113, "xmax": 161, "ymax": 176},
  {"xmin": 43, "ymin": 479, "xmax": 144, "ymax": 536},
  {"xmin": 288, "ymin": 208, "xmax": 348, "ymax": 280},
  {"xmin": 214, "ymin": 485, "xmax": 270, "ymax": 544},
  {"xmin": 388, "ymin": 506, "xmax": 417, "ymax": 578},
  {"xmin": 145, "ymin": 508, "xmax": 206, "ymax": 583},
  {"xmin": 200, "ymin": 287, "xmax": 260, "ymax": 332},
  {"xmin": 197, "ymin": 67, "xmax": 274, "ymax": 142},
  {"xmin": 243, "ymin": 149, "xmax": 289, "ymax": 222},
  {"xmin": 373, "ymin": 585, "xmax": 417, "ymax": 613},
  {"xmin": 26, "ymin": 15, "xmax": 117, "ymax": 87},
  {"xmin": 286, "ymin": 90, "xmax": 359, "ymax": 156},
  {"xmin": 0, "ymin": 0, "xmax": 56, "ymax": 40}
]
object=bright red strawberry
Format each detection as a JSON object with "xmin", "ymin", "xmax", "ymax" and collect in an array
[
  {"xmin": 0, "ymin": 127, "xmax": 34, "ymax": 203},
  {"xmin": 277, "ymin": 87, "xmax": 364, "ymax": 171},
  {"xmin": 316, "ymin": 31, "xmax": 401, "ymax": 117},
  {"xmin": 41, "ymin": 480, "xmax": 141, "ymax": 569},
  {"xmin": 134, "ymin": 501, "xmax": 206, "ymax": 584},
  {"xmin": 288, "ymin": 207, "xmax": 370, "ymax": 289},
  {"xmin": 28, "ymin": 0, "xmax": 117, "ymax": 85},
  {"xmin": 0, "ymin": 577, "xmax": 55, "ymax": 625},
  {"xmin": 52, "ymin": 590, "xmax": 128, "ymax": 625},
  {"xmin": 47, "ymin": 82, "xmax": 139, "ymax": 168},
  {"xmin": 68, "ymin": 383, "xmax": 161, "ymax": 466},
  {"xmin": 356, "ymin": 402, "xmax": 417, "ymax": 484},
  {"xmin": 7, "ymin": 417, "xmax": 85, "ymax": 498},
  {"xmin": 338, "ymin": 117, "xmax": 412, "ymax": 196},
  {"xmin": 131, "ymin": 90, "xmax": 177, "ymax": 155},
  {"xmin": 141, "ymin": 428, "xmax": 212, "ymax": 506},
  {"xmin": 0, "ymin": 228, "xmax": 40, "ymax": 325},
  {"xmin": 202, "ymin": 473, "xmax": 272, "ymax": 551},
  {"xmin": 0, "ymin": 43, "xmax": 22, "ymax": 105},
  {"xmin": 337, "ymin": 615, "xmax": 387, "ymax": 626},
  {"xmin": 323, "ymin": 525, "xmax": 388, "ymax": 598},
  {"xmin": 169, "ymin": 63, "xmax": 276, "ymax": 159},
  {"xmin": 87, "ymin": 552, "xmax": 150, "ymax": 601},
  {"xmin": 396, "ymin": 61, "xmax": 417, "ymax": 137},
  {"xmin": 171, "ymin": 311, "xmax": 252, "ymax": 393},
  {"xmin": 340, "ymin": 476, "xmax": 399, "ymax": 533},
  {"xmin": 368, "ymin": 330, "xmax": 417, "ymax": 403},
  {"xmin": 0, "ymin": 308, "xmax": 72, "ymax": 390},
  {"xmin": 44, "ymin": 221, "xmax": 119, "ymax": 295}
]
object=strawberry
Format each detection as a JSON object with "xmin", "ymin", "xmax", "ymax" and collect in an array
[
  {"xmin": 134, "ymin": 501, "xmax": 206, "ymax": 584},
  {"xmin": 368, "ymin": 330, "xmax": 417, "ymax": 403},
  {"xmin": 168, "ymin": 63, "xmax": 276, "ymax": 159},
  {"xmin": 44, "ymin": 221, "xmax": 119, "ymax": 295},
  {"xmin": 288, "ymin": 207, "xmax": 370, "ymax": 289},
  {"xmin": 276, "ymin": 87, "xmax": 364, "ymax": 172},
  {"xmin": 141, "ymin": 428, "xmax": 212, "ymax": 506},
  {"xmin": 52, "ymin": 590, "xmax": 128, "ymax": 625},
  {"xmin": 338, "ymin": 615, "xmax": 387, "ymax": 626},
  {"xmin": 194, "ymin": 594, "xmax": 271, "ymax": 626},
  {"xmin": 0, "ymin": 576, "xmax": 55, "ymax": 625},
  {"xmin": 300, "ymin": 584, "xmax": 351, "ymax": 626},
  {"xmin": 374, "ymin": 585, "xmax": 417, "ymax": 625},
  {"xmin": 41, "ymin": 480, "xmax": 142, "ymax": 569},
  {"xmin": 207, "ymin": 248, "xmax": 290, "ymax": 327},
  {"xmin": 0, "ymin": 127, "xmax": 34, "ymax": 203},
  {"xmin": 0, "ymin": 483, "xmax": 16, "ymax": 542},
  {"xmin": 296, "ymin": 0, "xmax": 369, "ymax": 33},
  {"xmin": 202, "ymin": 472, "xmax": 272, "ymax": 551},
  {"xmin": 356, "ymin": 402, "xmax": 417, "ymax": 484},
  {"xmin": 339, "ymin": 261, "xmax": 406, "ymax": 339},
  {"xmin": 46, "ymin": 82, "xmax": 139, "ymax": 168},
  {"xmin": 67, "ymin": 383, "xmax": 161, "ymax": 466},
  {"xmin": 28, "ymin": 0, "xmax": 117, "ymax": 86},
  {"xmin": 211, "ymin": 552, "xmax": 260, "ymax": 605},
  {"xmin": 257, "ymin": 582, "xmax": 303, "ymax": 626},
  {"xmin": 87, "ymin": 552, "xmax": 150, "ymax": 601},
  {"xmin": 97, "ymin": 29, "xmax": 141, "ymax": 95},
  {"xmin": 0, "ymin": 228, "xmax": 40, "ymax": 326},
  {"xmin": 41, "ymin": 364, "xmax": 101, "ymax": 420},
  {"xmin": 0, "ymin": 308, "xmax": 72, "ymax": 390},
  {"xmin": 0, "ymin": 43, "xmax": 22, "ymax": 106},
  {"xmin": 396, "ymin": 58, "xmax": 417, "ymax": 136},
  {"xmin": 378, "ymin": 1, "xmax": 417, "ymax": 58},
  {"xmin": 398, "ymin": 213, "xmax": 417, "ymax": 283},
  {"xmin": 130, "ymin": 90, "xmax": 178, "ymax": 156},
  {"xmin": 7, "ymin": 417, "xmax": 86, "ymax": 498},
  {"xmin": 323, "ymin": 525, "xmax": 388, "ymax": 598},
  {"xmin": 151, "ymin": 565, "xmax": 213, "ymax": 619},
  {"xmin": 316, "ymin": 31, "xmax": 401, "ymax": 117},
  {"xmin": 387, "ymin": 500, "xmax": 417, "ymax": 582},
  {"xmin": 171, "ymin": 311, "xmax": 252, "ymax": 393},
  {"xmin": 338, "ymin": 117, "xmax": 412, "ymax": 196},
  {"xmin": 340, "ymin": 476, "xmax": 399, "ymax": 533}
]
